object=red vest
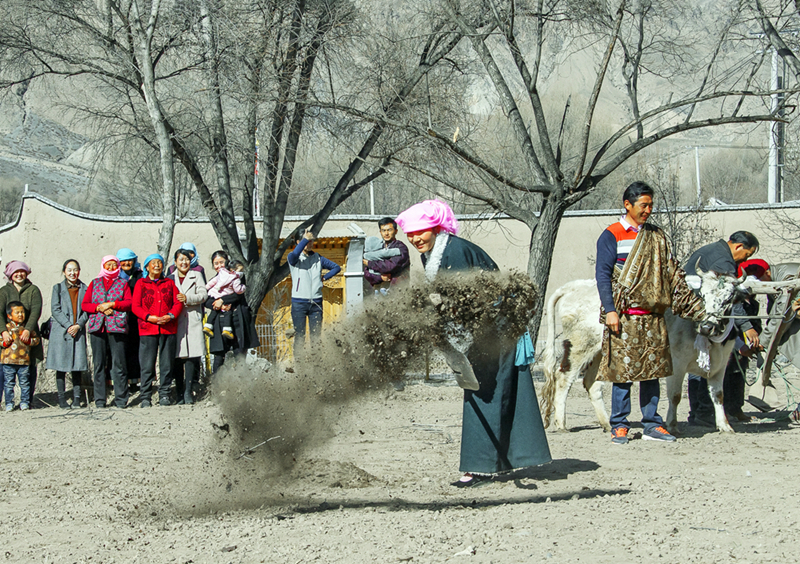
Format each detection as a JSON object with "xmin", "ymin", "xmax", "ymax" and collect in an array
[{"xmin": 86, "ymin": 277, "xmax": 128, "ymax": 334}]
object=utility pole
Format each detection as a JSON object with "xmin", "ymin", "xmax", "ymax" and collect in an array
[
  {"xmin": 751, "ymin": 29, "xmax": 794, "ymax": 203},
  {"xmin": 694, "ymin": 146, "xmax": 702, "ymax": 207},
  {"xmin": 254, "ymin": 128, "xmax": 261, "ymax": 218},
  {"xmin": 769, "ymin": 47, "xmax": 786, "ymax": 203},
  {"xmin": 369, "ymin": 180, "xmax": 375, "ymax": 216}
]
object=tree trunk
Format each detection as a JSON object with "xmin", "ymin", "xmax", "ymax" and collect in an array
[
  {"xmin": 153, "ymin": 124, "xmax": 177, "ymax": 260},
  {"xmin": 245, "ymin": 262, "xmax": 273, "ymax": 314},
  {"xmin": 525, "ymin": 196, "xmax": 568, "ymax": 346},
  {"xmin": 131, "ymin": 0, "xmax": 176, "ymax": 260},
  {"xmin": 199, "ymin": 0, "xmax": 240, "ymax": 255}
]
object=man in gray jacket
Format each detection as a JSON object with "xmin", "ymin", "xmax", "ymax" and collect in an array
[{"xmin": 287, "ymin": 231, "xmax": 341, "ymax": 353}]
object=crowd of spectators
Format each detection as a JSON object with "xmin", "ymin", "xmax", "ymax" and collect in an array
[{"xmin": 0, "ymin": 244, "xmax": 258, "ymax": 411}]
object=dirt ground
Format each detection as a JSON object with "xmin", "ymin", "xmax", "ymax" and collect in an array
[{"xmin": 2, "ymin": 369, "xmax": 799, "ymax": 564}]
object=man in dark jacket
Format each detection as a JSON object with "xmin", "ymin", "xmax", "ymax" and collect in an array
[
  {"xmin": 683, "ymin": 231, "xmax": 759, "ymax": 426},
  {"xmin": 363, "ymin": 218, "xmax": 410, "ymax": 293}
]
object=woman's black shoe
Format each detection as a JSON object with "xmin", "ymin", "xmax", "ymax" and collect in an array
[{"xmin": 451, "ymin": 474, "xmax": 491, "ymax": 488}]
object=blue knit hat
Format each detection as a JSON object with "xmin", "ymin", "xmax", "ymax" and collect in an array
[
  {"xmin": 143, "ymin": 253, "xmax": 164, "ymax": 271},
  {"xmin": 116, "ymin": 248, "xmax": 137, "ymax": 261}
]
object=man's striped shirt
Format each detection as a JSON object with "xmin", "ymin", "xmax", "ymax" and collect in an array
[{"xmin": 595, "ymin": 218, "xmax": 640, "ymax": 313}]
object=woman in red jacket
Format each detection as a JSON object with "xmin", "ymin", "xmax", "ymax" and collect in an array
[
  {"xmin": 82, "ymin": 255, "xmax": 132, "ymax": 408},
  {"xmin": 132, "ymin": 254, "xmax": 182, "ymax": 408}
]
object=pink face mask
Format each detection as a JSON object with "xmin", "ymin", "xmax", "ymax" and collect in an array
[{"xmin": 99, "ymin": 255, "xmax": 120, "ymax": 282}]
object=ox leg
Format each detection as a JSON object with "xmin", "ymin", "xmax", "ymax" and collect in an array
[
  {"xmin": 582, "ymin": 358, "xmax": 610, "ymax": 431},
  {"xmin": 706, "ymin": 372, "xmax": 734, "ymax": 433},
  {"xmin": 665, "ymin": 372, "xmax": 685, "ymax": 433},
  {"xmin": 552, "ymin": 371, "xmax": 574, "ymax": 432}
]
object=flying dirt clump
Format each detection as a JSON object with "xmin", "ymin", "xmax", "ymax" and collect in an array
[{"xmin": 211, "ymin": 270, "xmax": 537, "ymax": 469}]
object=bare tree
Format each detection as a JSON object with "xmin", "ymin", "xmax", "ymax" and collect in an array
[
  {"xmin": 172, "ymin": 0, "xmax": 465, "ymax": 310},
  {"xmin": 0, "ymin": 0, "xmax": 199, "ymax": 257},
  {"xmin": 0, "ymin": 0, "xmax": 464, "ymax": 310},
  {"xmin": 0, "ymin": 184, "xmax": 24, "ymax": 225},
  {"xmin": 128, "ymin": 0, "xmax": 178, "ymax": 257},
  {"xmin": 364, "ymin": 0, "xmax": 789, "ymax": 342}
]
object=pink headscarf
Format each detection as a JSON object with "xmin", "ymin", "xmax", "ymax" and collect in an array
[
  {"xmin": 99, "ymin": 255, "xmax": 120, "ymax": 282},
  {"xmin": 395, "ymin": 199, "xmax": 459, "ymax": 235},
  {"xmin": 4, "ymin": 260, "xmax": 31, "ymax": 281}
]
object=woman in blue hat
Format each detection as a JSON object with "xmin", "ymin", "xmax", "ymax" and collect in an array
[
  {"xmin": 117, "ymin": 248, "xmax": 143, "ymax": 391},
  {"xmin": 166, "ymin": 243, "xmax": 206, "ymax": 283},
  {"xmin": 131, "ymin": 254, "xmax": 182, "ymax": 407}
]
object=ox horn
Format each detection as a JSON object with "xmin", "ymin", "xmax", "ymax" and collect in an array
[{"xmin": 694, "ymin": 257, "xmax": 705, "ymax": 277}]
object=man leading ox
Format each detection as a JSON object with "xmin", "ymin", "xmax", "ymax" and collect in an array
[
  {"xmin": 683, "ymin": 231, "xmax": 760, "ymax": 427},
  {"xmin": 596, "ymin": 182, "xmax": 706, "ymax": 444}
]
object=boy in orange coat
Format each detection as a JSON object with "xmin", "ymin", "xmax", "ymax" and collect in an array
[{"xmin": 2, "ymin": 301, "xmax": 41, "ymax": 411}]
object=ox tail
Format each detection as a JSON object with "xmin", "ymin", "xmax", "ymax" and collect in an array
[{"xmin": 540, "ymin": 284, "xmax": 567, "ymax": 429}]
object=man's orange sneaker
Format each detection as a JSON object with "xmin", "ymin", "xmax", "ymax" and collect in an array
[
  {"xmin": 643, "ymin": 426, "xmax": 676, "ymax": 442},
  {"xmin": 611, "ymin": 426, "xmax": 629, "ymax": 445}
]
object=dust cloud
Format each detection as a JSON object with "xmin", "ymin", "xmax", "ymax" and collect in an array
[{"xmin": 208, "ymin": 270, "xmax": 537, "ymax": 480}]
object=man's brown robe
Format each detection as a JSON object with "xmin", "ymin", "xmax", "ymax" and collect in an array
[{"xmin": 597, "ymin": 224, "xmax": 705, "ymax": 383}]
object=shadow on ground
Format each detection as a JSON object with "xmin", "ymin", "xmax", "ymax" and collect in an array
[
  {"xmin": 289, "ymin": 487, "xmax": 630, "ymax": 516},
  {"xmin": 494, "ymin": 458, "xmax": 600, "ymax": 485},
  {"xmin": 676, "ymin": 414, "xmax": 797, "ymax": 437}
]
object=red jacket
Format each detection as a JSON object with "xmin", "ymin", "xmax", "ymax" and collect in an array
[{"xmin": 131, "ymin": 276, "xmax": 183, "ymax": 336}]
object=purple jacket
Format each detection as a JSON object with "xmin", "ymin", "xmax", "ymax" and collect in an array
[{"xmin": 364, "ymin": 238, "xmax": 410, "ymax": 286}]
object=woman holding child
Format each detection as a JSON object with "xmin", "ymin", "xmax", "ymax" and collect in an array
[
  {"xmin": 0, "ymin": 261, "xmax": 44, "ymax": 406},
  {"xmin": 82, "ymin": 255, "xmax": 131, "ymax": 408},
  {"xmin": 204, "ymin": 250, "xmax": 259, "ymax": 373},
  {"xmin": 168, "ymin": 248, "xmax": 207, "ymax": 404},
  {"xmin": 46, "ymin": 260, "xmax": 89, "ymax": 409}
]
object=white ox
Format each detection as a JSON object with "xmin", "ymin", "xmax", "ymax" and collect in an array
[{"xmin": 540, "ymin": 271, "xmax": 745, "ymax": 434}]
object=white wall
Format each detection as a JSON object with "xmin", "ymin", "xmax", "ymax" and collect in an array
[{"xmin": 1, "ymin": 194, "xmax": 797, "ymax": 319}]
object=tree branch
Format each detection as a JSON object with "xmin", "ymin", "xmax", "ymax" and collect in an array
[
  {"xmin": 391, "ymin": 157, "xmax": 530, "ymax": 223},
  {"xmin": 583, "ymin": 112, "xmax": 779, "ymax": 188},
  {"xmin": 573, "ymin": 0, "xmax": 626, "ymax": 185},
  {"xmin": 491, "ymin": 0, "xmax": 559, "ymax": 179},
  {"xmin": 755, "ymin": 0, "xmax": 800, "ymax": 81},
  {"xmin": 443, "ymin": 0, "xmax": 548, "ymax": 183},
  {"xmin": 684, "ymin": 9, "xmax": 735, "ymax": 124},
  {"xmin": 583, "ymin": 88, "xmax": 791, "ymax": 180}
]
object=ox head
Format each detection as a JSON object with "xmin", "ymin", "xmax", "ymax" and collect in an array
[{"xmin": 685, "ymin": 261, "xmax": 748, "ymax": 337}]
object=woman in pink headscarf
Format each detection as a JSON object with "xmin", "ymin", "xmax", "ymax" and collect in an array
[
  {"xmin": 81, "ymin": 255, "xmax": 132, "ymax": 408},
  {"xmin": 0, "ymin": 260, "xmax": 43, "ymax": 407},
  {"xmin": 396, "ymin": 199, "xmax": 551, "ymax": 487}
]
